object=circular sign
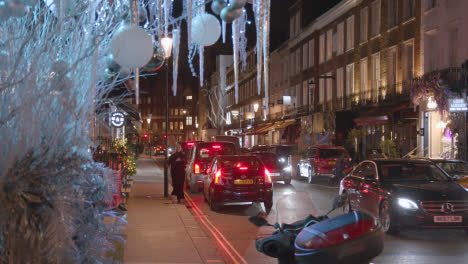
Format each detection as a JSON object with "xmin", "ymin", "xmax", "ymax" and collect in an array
[{"xmin": 111, "ymin": 112, "xmax": 125, "ymax": 128}]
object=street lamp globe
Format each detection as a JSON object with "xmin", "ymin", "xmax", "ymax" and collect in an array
[
  {"xmin": 161, "ymin": 37, "xmax": 173, "ymax": 58},
  {"xmin": 147, "ymin": 118, "xmax": 151, "ymax": 124}
]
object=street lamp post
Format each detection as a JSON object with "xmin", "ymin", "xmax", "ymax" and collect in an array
[
  {"xmin": 161, "ymin": 36, "xmax": 173, "ymax": 198},
  {"xmin": 147, "ymin": 117, "xmax": 151, "ymax": 158}
]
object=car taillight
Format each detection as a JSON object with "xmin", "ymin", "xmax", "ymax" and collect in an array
[
  {"xmin": 264, "ymin": 168, "xmax": 272, "ymax": 184},
  {"xmin": 194, "ymin": 163, "xmax": 200, "ymax": 174},
  {"xmin": 239, "ymin": 166, "xmax": 248, "ymax": 171},
  {"xmin": 186, "ymin": 142, "xmax": 195, "ymax": 147},
  {"xmin": 214, "ymin": 169, "xmax": 222, "ymax": 184},
  {"xmin": 212, "ymin": 145, "xmax": 221, "ymax": 149}
]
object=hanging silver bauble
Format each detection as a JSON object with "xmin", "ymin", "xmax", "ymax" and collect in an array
[
  {"xmin": 211, "ymin": 0, "xmax": 227, "ymax": 15},
  {"xmin": 220, "ymin": 7, "xmax": 243, "ymax": 23},
  {"xmin": 228, "ymin": 0, "xmax": 247, "ymax": 9}
]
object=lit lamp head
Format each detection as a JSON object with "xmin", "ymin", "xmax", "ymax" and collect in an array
[
  {"xmin": 427, "ymin": 96, "xmax": 437, "ymax": 110},
  {"xmin": 253, "ymin": 103, "xmax": 259, "ymax": 112},
  {"xmin": 160, "ymin": 36, "xmax": 173, "ymax": 58},
  {"xmin": 183, "ymin": 110, "xmax": 187, "ymax": 114},
  {"xmin": 195, "ymin": 123, "xmax": 199, "ymax": 128},
  {"xmin": 147, "ymin": 118, "xmax": 151, "ymax": 124}
]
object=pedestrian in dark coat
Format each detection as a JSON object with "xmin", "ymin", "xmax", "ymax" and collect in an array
[
  {"xmin": 168, "ymin": 145, "xmax": 186, "ymax": 203},
  {"xmin": 329, "ymin": 153, "xmax": 346, "ymax": 185}
]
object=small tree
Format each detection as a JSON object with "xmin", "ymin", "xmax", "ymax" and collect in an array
[{"xmin": 379, "ymin": 139, "xmax": 397, "ymax": 158}]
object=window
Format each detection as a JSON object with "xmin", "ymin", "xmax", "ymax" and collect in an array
[
  {"xmin": 308, "ymin": 39, "xmax": 314, "ymax": 67},
  {"xmin": 425, "ymin": 33, "xmax": 436, "ymax": 72},
  {"xmin": 346, "ymin": 63, "xmax": 354, "ymax": 98},
  {"xmin": 371, "ymin": 1, "xmax": 380, "ymax": 37},
  {"xmin": 337, "ymin": 67, "xmax": 344, "ymax": 100},
  {"xmin": 174, "ymin": 108, "xmax": 178, "ymax": 115},
  {"xmin": 326, "ymin": 29, "xmax": 333, "ymax": 60},
  {"xmin": 186, "ymin": 116, "xmax": 193, "ymax": 125},
  {"xmin": 295, "ymin": 49, "xmax": 301, "ymax": 74},
  {"xmin": 186, "ymin": 95, "xmax": 192, "ymax": 100},
  {"xmin": 326, "ymin": 72, "xmax": 333, "ymax": 103},
  {"xmin": 337, "ymin": 22, "xmax": 344, "ymax": 55},
  {"xmin": 295, "ymin": 13, "xmax": 301, "ymax": 36},
  {"xmin": 154, "ymin": 122, "xmax": 158, "ymax": 130},
  {"xmin": 195, "ymin": 116, "xmax": 197, "ymax": 125},
  {"xmin": 170, "ymin": 108, "xmax": 173, "ymax": 116},
  {"xmin": 388, "ymin": 0, "xmax": 397, "ymax": 28},
  {"xmin": 290, "ymin": 53, "xmax": 295, "ymax": 76},
  {"xmin": 346, "ymin": 16, "xmax": 354, "ymax": 51},
  {"xmin": 162, "ymin": 121, "xmax": 166, "ymax": 130},
  {"xmin": 387, "ymin": 47, "xmax": 397, "ymax": 87},
  {"xmin": 319, "ymin": 34, "xmax": 325, "ymax": 63},
  {"xmin": 402, "ymin": 40, "xmax": 413, "ymax": 83},
  {"xmin": 302, "ymin": 43, "xmax": 308, "ymax": 70},
  {"xmin": 449, "ymin": 28, "xmax": 458, "ymax": 66},
  {"xmin": 425, "ymin": 0, "xmax": 437, "ymax": 11},
  {"xmin": 169, "ymin": 122, "xmax": 173, "ymax": 130},
  {"xmin": 296, "ymin": 84, "xmax": 301, "ymax": 107},
  {"xmin": 360, "ymin": 58, "xmax": 368, "ymax": 99},
  {"xmin": 302, "ymin": 81, "xmax": 308, "ymax": 106},
  {"xmin": 402, "ymin": 0, "xmax": 414, "ymax": 21},
  {"xmin": 180, "ymin": 122, "xmax": 183, "ymax": 130},
  {"xmin": 371, "ymin": 53, "xmax": 380, "ymax": 100},
  {"xmin": 148, "ymin": 97, "xmax": 151, "ymax": 104},
  {"xmin": 360, "ymin": 7, "xmax": 368, "ymax": 43},
  {"xmin": 319, "ymin": 78, "xmax": 324, "ymax": 104}
]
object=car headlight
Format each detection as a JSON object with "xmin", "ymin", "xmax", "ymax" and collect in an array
[
  {"xmin": 283, "ymin": 166, "xmax": 291, "ymax": 171},
  {"xmin": 397, "ymin": 198, "xmax": 419, "ymax": 210},
  {"xmin": 278, "ymin": 157, "xmax": 286, "ymax": 163}
]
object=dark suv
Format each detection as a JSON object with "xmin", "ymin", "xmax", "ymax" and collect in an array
[
  {"xmin": 297, "ymin": 145, "xmax": 352, "ymax": 183},
  {"xmin": 185, "ymin": 142, "xmax": 237, "ymax": 193},
  {"xmin": 203, "ymin": 155, "xmax": 273, "ymax": 212}
]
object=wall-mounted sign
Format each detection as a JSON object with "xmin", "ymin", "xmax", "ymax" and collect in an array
[
  {"xmin": 111, "ymin": 112, "xmax": 125, "ymax": 128},
  {"xmin": 283, "ymin": 96, "xmax": 292, "ymax": 105},
  {"xmin": 448, "ymin": 98, "xmax": 468, "ymax": 112},
  {"xmin": 245, "ymin": 112, "xmax": 254, "ymax": 120}
]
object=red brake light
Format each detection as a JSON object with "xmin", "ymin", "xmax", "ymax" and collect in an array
[
  {"xmin": 239, "ymin": 166, "xmax": 248, "ymax": 171},
  {"xmin": 264, "ymin": 168, "xmax": 272, "ymax": 184},
  {"xmin": 212, "ymin": 145, "xmax": 221, "ymax": 149},
  {"xmin": 186, "ymin": 142, "xmax": 195, "ymax": 147},
  {"xmin": 194, "ymin": 163, "xmax": 200, "ymax": 174},
  {"xmin": 215, "ymin": 169, "xmax": 222, "ymax": 184}
]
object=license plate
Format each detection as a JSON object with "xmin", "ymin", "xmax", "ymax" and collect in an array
[
  {"xmin": 270, "ymin": 173, "xmax": 280, "ymax": 176},
  {"xmin": 434, "ymin": 215, "xmax": 462, "ymax": 223},
  {"xmin": 328, "ymin": 161, "xmax": 336, "ymax": 165},
  {"xmin": 235, "ymin": 179, "xmax": 253, "ymax": 184}
]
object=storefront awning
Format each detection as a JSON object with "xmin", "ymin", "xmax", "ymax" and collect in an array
[
  {"xmin": 272, "ymin": 119, "xmax": 297, "ymax": 130},
  {"xmin": 352, "ymin": 103, "xmax": 411, "ymax": 126},
  {"xmin": 255, "ymin": 123, "xmax": 275, "ymax": 134},
  {"xmin": 354, "ymin": 115, "xmax": 389, "ymax": 126}
]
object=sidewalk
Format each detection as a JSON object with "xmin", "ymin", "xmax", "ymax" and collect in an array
[{"xmin": 124, "ymin": 155, "xmax": 224, "ymax": 264}]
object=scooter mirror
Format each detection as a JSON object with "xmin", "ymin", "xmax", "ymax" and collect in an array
[
  {"xmin": 248, "ymin": 216, "xmax": 269, "ymax": 227},
  {"xmin": 332, "ymin": 195, "xmax": 345, "ymax": 210}
]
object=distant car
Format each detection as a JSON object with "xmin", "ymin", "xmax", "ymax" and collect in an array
[
  {"xmin": 179, "ymin": 141, "xmax": 202, "ymax": 156},
  {"xmin": 297, "ymin": 145, "xmax": 352, "ymax": 183},
  {"xmin": 339, "ymin": 159, "xmax": 468, "ymax": 235},
  {"xmin": 251, "ymin": 152, "xmax": 292, "ymax": 184},
  {"xmin": 251, "ymin": 145, "xmax": 270, "ymax": 152},
  {"xmin": 203, "ymin": 155, "xmax": 273, "ymax": 212},
  {"xmin": 154, "ymin": 145, "xmax": 166, "ymax": 155},
  {"xmin": 185, "ymin": 142, "xmax": 237, "ymax": 193},
  {"xmin": 211, "ymin": 135, "xmax": 241, "ymax": 152},
  {"xmin": 269, "ymin": 145, "xmax": 295, "ymax": 167}
]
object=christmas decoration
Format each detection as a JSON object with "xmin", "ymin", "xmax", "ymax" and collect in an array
[
  {"xmin": 211, "ymin": 0, "xmax": 227, "ymax": 15},
  {"xmin": 190, "ymin": 13, "xmax": 221, "ymax": 46},
  {"xmin": 110, "ymin": 25, "xmax": 154, "ymax": 68}
]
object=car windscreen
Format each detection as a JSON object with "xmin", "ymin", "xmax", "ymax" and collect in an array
[
  {"xmin": 318, "ymin": 149, "xmax": 347, "ymax": 158},
  {"xmin": 435, "ymin": 162, "xmax": 468, "ymax": 176},
  {"xmin": 219, "ymin": 157, "xmax": 261, "ymax": 170},
  {"xmin": 274, "ymin": 146, "xmax": 292, "ymax": 156},
  {"xmin": 196, "ymin": 144, "xmax": 236, "ymax": 161},
  {"xmin": 254, "ymin": 153, "xmax": 280, "ymax": 168},
  {"xmin": 378, "ymin": 162, "xmax": 451, "ymax": 182}
]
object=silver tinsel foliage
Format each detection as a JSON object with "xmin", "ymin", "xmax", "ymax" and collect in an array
[{"xmin": 0, "ymin": 0, "xmax": 128, "ymax": 263}]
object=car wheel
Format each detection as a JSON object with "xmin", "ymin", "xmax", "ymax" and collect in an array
[
  {"xmin": 284, "ymin": 177, "xmax": 291, "ymax": 184},
  {"xmin": 209, "ymin": 191, "xmax": 220, "ymax": 211},
  {"xmin": 380, "ymin": 200, "xmax": 400, "ymax": 235},
  {"xmin": 307, "ymin": 167, "xmax": 315, "ymax": 184},
  {"xmin": 264, "ymin": 201, "xmax": 273, "ymax": 213}
]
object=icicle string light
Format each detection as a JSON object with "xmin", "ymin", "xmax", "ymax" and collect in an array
[
  {"xmin": 263, "ymin": 0, "xmax": 271, "ymax": 119},
  {"xmin": 172, "ymin": 28, "xmax": 181, "ymax": 96},
  {"xmin": 232, "ymin": 20, "xmax": 240, "ymax": 104},
  {"xmin": 238, "ymin": 9, "xmax": 248, "ymax": 71},
  {"xmin": 222, "ymin": 20, "xmax": 227, "ymax": 43}
]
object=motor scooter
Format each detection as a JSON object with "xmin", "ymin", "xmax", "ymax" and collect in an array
[{"xmin": 249, "ymin": 195, "xmax": 383, "ymax": 264}]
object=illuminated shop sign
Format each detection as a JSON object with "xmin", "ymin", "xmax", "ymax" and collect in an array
[
  {"xmin": 111, "ymin": 112, "xmax": 125, "ymax": 128},
  {"xmin": 448, "ymin": 98, "xmax": 468, "ymax": 112}
]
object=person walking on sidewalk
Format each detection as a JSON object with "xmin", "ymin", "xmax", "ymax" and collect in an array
[{"xmin": 168, "ymin": 144, "xmax": 186, "ymax": 203}]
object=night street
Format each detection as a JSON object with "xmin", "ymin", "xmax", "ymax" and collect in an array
[{"xmin": 148, "ymin": 157, "xmax": 468, "ymax": 264}]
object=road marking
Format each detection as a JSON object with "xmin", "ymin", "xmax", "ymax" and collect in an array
[{"xmin": 184, "ymin": 191, "xmax": 248, "ymax": 264}]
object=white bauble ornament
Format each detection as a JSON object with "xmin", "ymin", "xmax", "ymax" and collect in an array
[
  {"xmin": 191, "ymin": 14, "xmax": 221, "ymax": 46},
  {"xmin": 110, "ymin": 25, "xmax": 153, "ymax": 68},
  {"xmin": 228, "ymin": 0, "xmax": 247, "ymax": 9},
  {"xmin": 220, "ymin": 7, "xmax": 243, "ymax": 23},
  {"xmin": 211, "ymin": 0, "xmax": 226, "ymax": 15}
]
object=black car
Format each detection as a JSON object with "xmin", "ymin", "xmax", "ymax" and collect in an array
[
  {"xmin": 203, "ymin": 155, "xmax": 273, "ymax": 212},
  {"xmin": 339, "ymin": 159, "xmax": 468, "ymax": 234},
  {"xmin": 251, "ymin": 151, "xmax": 292, "ymax": 184}
]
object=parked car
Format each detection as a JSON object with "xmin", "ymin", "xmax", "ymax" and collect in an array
[
  {"xmin": 339, "ymin": 159, "xmax": 468, "ymax": 235},
  {"xmin": 211, "ymin": 135, "xmax": 241, "ymax": 152},
  {"xmin": 185, "ymin": 142, "xmax": 237, "ymax": 193},
  {"xmin": 297, "ymin": 145, "xmax": 352, "ymax": 183},
  {"xmin": 251, "ymin": 151, "xmax": 292, "ymax": 184},
  {"xmin": 203, "ymin": 155, "xmax": 273, "ymax": 212},
  {"xmin": 179, "ymin": 141, "xmax": 202, "ymax": 157}
]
